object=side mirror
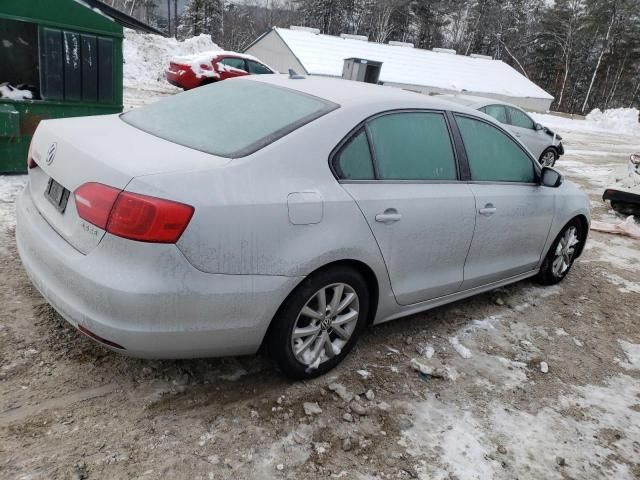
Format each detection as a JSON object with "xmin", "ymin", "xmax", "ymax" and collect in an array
[
  {"xmin": 535, "ymin": 123, "xmax": 544, "ymax": 131},
  {"xmin": 541, "ymin": 166, "xmax": 563, "ymax": 188}
]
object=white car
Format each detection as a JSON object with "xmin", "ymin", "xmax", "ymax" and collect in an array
[
  {"xmin": 443, "ymin": 95, "xmax": 564, "ymax": 167},
  {"xmin": 17, "ymin": 75, "xmax": 590, "ymax": 379}
]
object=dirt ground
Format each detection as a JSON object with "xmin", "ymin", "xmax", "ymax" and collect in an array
[{"xmin": 1, "ymin": 125, "xmax": 639, "ymax": 480}]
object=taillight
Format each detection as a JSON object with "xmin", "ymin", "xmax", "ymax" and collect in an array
[
  {"xmin": 108, "ymin": 191, "xmax": 194, "ymax": 243},
  {"xmin": 27, "ymin": 140, "xmax": 37, "ymax": 169},
  {"xmin": 74, "ymin": 183, "xmax": 194, "ymax": 244},
  {"xmin": 75, "ymin": 183, "xmax": 120, "ymax": 229}
]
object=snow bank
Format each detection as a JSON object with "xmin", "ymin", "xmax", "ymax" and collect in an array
[
  {"xmin": 531, "ymin": 108, "xmax": 640, "ymax": 135},
  {"xmin": 123, "ymin": 28, "xmax": 220, "ymax": 91},
  {"xmin": 586, "ymin": 108, "xmax": 640, "ymax": 135}
]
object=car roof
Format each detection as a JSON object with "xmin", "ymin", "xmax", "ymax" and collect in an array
[{"xmin": 241, "ymin": 74, "xmax": 487, "ymax": 117}]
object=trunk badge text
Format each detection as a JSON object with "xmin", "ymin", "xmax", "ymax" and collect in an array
[{"xmin": 46, "ymin": 143, "xmax": 57, "ymax": 165}]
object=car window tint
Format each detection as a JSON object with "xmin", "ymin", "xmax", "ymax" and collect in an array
[
  {"xmin": 336, "ymin": 130, "xmax": 374, "ymax": 180},
  {"xmin": 367, "ymin": 112, "xmax": 456, "ymax": 181},
  {"xmin": 481, "ymin": 105, "xmax": 507, "ymax": 124},
  {"xmin": 219, "ymin": 57, "xmax": 246, "ymax": 71},
  {"xmin": 456, "ymin": 116, "xmax": 535, "ymax": 183},
  {"xmin": 122, "ymin": 80, "xmax": 337, "ymax": 158},
  {"xmin": 508, "ymin": 107, "xmax": 535, "ymax": 129},
  {"xmin": 247, "ymin": 60, "xmax": 272, "ymax": 74}
]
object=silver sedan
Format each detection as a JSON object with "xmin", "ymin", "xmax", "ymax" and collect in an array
[
  {"xmin": 17, "ymin": 75, "xmax": 590, "ymax": 379},
  {"xmin": 443, "ymin": 95, "xmax": 565, "ymax": 167}
]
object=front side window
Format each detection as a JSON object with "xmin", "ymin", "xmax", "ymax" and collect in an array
[
  {"xmin": 247, "ymin": 60, "xmax": 272, "ymax": 74},
  {"xmin": 219, "ymin": 57, "xmax": 247, "ymax": 71},
  {"xmin": 456, "ymin": 115, "xmax": 535, "ymax": 183},
  {"xmin": 335, "ymin": 129, "xmax": 374, "ymax": 180},
  {"xmin": 122, "ymin": 80, "xmax": 338, "ymax": 158},
  {"xmin": 367, "ymin": 112, "xmax": 456, "ymax": 180},
  {"xmin": 480, "ymin": 105, "xmax": 507, "ymax": 124},
  {"xmin": 508, "ymin": 107, "xmax": 535, "ymax": 129}
]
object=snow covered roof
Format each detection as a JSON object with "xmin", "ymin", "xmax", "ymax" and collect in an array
[{"xmin": 271, "ymin": 27, "xmax": 553, "ymax": 101}]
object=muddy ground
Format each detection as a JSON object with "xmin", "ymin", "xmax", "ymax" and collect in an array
[{"xmin": 1, "ymin": 126, "xmax": 639, "ymax": 480}]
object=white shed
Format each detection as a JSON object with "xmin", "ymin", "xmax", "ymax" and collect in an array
[{"xmin": 245, "ymin": 27, "xmax": 554, "ymax": 112}]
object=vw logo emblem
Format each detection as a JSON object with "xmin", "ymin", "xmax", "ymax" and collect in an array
[{"xmin": 45, "ymin": 142, "xmax": 57, "ymax": 165}]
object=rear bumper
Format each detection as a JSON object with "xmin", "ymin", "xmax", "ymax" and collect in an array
[
  {"xmin": 165, "ymin": 68, "xmax": 200, "ymax": 90},
  {"xmin": 16, "ymin": 187, "xmax": 301, "ymax": 359}
]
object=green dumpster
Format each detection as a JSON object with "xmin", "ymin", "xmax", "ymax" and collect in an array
[{"xmin": 0, "ymin": 0, "xmax": 123, "ymax": 173}]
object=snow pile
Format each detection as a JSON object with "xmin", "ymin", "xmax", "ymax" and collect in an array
[
  {"xmin": 0, "ymin": 83, "xmax": 33, "ymax": 100},
  {"xmin": 586, "ymin": 108, "xmax": 640, "ymax": 135},
  {"xmin": 531, "ymin": 108, "xmax": 640, "ymax": 135},
  {"xmin": 123, "ymin": 28, "xmax": 220, "ymax": 91}
]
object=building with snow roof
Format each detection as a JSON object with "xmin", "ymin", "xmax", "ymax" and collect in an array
[{"xmin": 245, "ymin": 27, "xmax": 554, "ymax": 112}]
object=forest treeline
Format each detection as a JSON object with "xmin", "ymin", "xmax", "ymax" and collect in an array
[{"xmin": 105, "ymin": 0, "xmax": 640, "ymax": 114}]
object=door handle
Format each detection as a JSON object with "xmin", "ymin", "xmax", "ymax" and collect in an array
[
  {"xmin": 479, "ymin": 204, "xmax": 497, "ymax": 216},
  {"xmin": 375, "ymin": 209, "xmax": 401, "ymax": 224}
]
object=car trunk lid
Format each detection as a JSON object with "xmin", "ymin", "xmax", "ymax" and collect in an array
[{"xmin": 28, "ymin": 114, "xmax": 230, "ymax": 254}]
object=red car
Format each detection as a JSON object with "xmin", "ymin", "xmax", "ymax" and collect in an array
[{"xmin": 166, "ymin": 51, "xmax": 275, "ymax": 90}]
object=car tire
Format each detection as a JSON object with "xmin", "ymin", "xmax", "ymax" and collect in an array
[
  {"xmin": 536, "ymin": 219, "xmax": 584, "ymax": 285},
  {"xmin": 539, "ymin": 148, "xmax": 558, "ymax": 167},
  {"xmin": 268, "ymin": 266, "xmax": 369, "ymax": 379}
]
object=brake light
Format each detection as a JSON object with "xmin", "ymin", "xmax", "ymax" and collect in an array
[
  {"xmin": 108, "ymin": 191, "xmax": 194, "ymax": 243},
  {"xmin": 74, "ymin": 183, "xmax": 194, "ymax": 243},
  {"xmin": 27, "ymin": 140, "xmax": 37, "ymax": 169},
  {"xmin": 75, "ymin": 183, "xmax": 120, "ymax": 229}
]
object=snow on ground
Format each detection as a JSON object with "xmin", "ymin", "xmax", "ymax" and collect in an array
[
  {"xmin": 2, "ymin": 72, "xmax": 640, "ymax": 478},
  {"xmin": 531, "ymin": 107, "xmax": 640, "ymax": 136}
]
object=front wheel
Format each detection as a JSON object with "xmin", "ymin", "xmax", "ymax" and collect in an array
[
  {"xmin": 539, "ymin": 148, "xmax": 558, "ymax": 167},
  {"xmin": 268, "ymin": 266, "xmax": 369, "ymax": 379},
  {"xmin": 536, "ymin": 220, "xmax": 584, "ymax": 285}
]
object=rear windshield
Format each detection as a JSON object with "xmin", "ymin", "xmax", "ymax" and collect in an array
[{"xmin": 121, "ymin": 80, "xmax": 338, "ymax": 158}]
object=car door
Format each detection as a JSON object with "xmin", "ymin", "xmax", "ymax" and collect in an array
[
  {"xmin": 335, "ymin": 111, "xmax": 476, "ymax": 305},
  {"xmin": 453, "ymin": 114, "xmax": 555, "ymax": 290},
  {"xmin": 506, "ymin": 106, "xmax": 547, "ymax": 159},
  {"xmin": 216, "ymin": 56, "xmax": 249, "ymax": 80}
]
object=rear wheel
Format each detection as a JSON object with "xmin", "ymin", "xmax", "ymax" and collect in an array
[
  {"xmin": 268, "ymin": 266, "xmax": 369, "ymax": 379},
  {"xmin": 536, "ymin": 220, "xmax": 583, "ymax": 285},
  {"xmin": 539, "ymin": 148, "xmax": 558, "ymax": 167}
]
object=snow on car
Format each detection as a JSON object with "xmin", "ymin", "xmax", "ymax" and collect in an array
[{"xmin": 166, "ymin": 50, "xmax": 275, "ymax": 90}]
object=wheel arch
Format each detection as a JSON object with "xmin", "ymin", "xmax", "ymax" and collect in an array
[
  {"xmin": 573, "ymin": 214, "xmax": 589, "ymax": 258},
  {"xmin": 260, "ymin": 259, "xmax": 380, "ymax": 351}
]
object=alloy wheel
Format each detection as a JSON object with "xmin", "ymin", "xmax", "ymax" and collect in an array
[
  {"xmin": 552, "ymin": 226, "xmax": 580, "ymax": 277},
  {"xmin": 291, "ymin": 283, "xmax": 360, "ymax": 369},
  {"xmin": 541, "ymin": 151, "xmax": 556, "ymax": 167}
]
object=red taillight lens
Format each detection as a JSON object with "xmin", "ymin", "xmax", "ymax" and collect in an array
[
  {"xmin": 74, "ymin": 183, "xmax": 194, "ymax": 244},
  {"xmin": 108, "ymin": 191, "xmax": 194, "ymax": 243},
  {"xmin": 27, "ymin": 140, "xmax": 37, "ymax": 169},
  {"xmin": 75, "ymin": 183, "xmax": 121, "ymax": 229}
]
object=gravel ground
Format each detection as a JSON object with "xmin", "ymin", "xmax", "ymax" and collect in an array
[{"xmin": 1, "ymin": 123, "xmax": 639, "ymax": 480}]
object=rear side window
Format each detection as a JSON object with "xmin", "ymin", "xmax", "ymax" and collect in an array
[
  {"xmin": 335, "ymin": 130, "xmax": 374, "ymax": 180},
  {"xmin": 456, "ymin": 116, "xmax": 535, "ymax": 183},
  {"xmin": 368, "ymin": 112, "xmax": 456, "ymax": 180},
  {"xmin": 122, "ymin": 80, "xmax": 338, "ymax": 158},
  {"xmin": 480, "ymin": 105, "xmax": 507, "ymax": 124},
  {"xmin": 219, "ymin": 57, "xmax": 246, "ymax": 71},
  {"xmin": 247, "ymin": 60, "xmax": 272, "ymax": 74},
  {"xmin": 508, "ymin": 107, "xmax": 535, "ymax": 129}
]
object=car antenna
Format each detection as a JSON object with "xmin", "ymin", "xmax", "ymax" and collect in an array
[{"xmin": 288, "ymin": 69, "xmax": 306, "ymax": 79}]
